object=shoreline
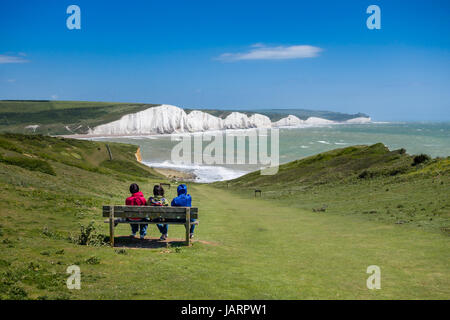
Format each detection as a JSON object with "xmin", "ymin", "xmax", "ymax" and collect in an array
[
  {"xmin": 152, "ymin": 167, "xmax": 197, "ymax": 181},
  {"xmin": 135, "ymin": 146, "xmax": 197, "ymax": 181},
  {"xmin": 59, "ymin": 121, "xmax": 376, "ymax": 140}
]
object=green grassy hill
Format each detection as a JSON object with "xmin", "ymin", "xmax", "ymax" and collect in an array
[
  {"xmin": 216, "ymin": 144, "xmax": 450, "ymax": 233},
  {"xmin": 0, "ymin": 135, "xmax": 448, "ymax": 299},
  {"xmin": 0, "ymin": 100, "xmax": 159, "ymax": 135},
  {"xmin": 219, "ymin": 143, "xmax": 414, "ymax": 188}
]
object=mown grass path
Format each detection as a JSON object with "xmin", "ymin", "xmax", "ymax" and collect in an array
[
  {"xmin": 72, "ymin": 184, "xmax": 449, "ymax": 299},
  {"xmin": 179, "ymin": 184, "xmax": 449, "ymax": 299}
]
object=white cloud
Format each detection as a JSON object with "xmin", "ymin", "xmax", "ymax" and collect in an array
[
  {"xmin": 0, "ymin": 54, "xmax": 29, "ymax": 64},
  {"xmin": 51, "ymin": 94, "xmax": 58, "ymax": 100},
  {"xmin": 7, "ymin": 79, "xmax": 16, "ymax": 83},
  {"xmin": 217, "ymin": 44, "xmax": 322, "ymax": 62}
]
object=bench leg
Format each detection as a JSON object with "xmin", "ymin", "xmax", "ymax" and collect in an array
[
  {"xmin": 185, "ymin": 208, "xmax": 191, "ymax": 246},
  {"xmin": 109, "ymin": 206, "xmax": 115, "ymax": 247}
]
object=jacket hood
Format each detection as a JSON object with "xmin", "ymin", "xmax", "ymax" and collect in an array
[
  {"xmin": 132, "ymin": 191, "xmax": 144, "ymax": 197},
  {"xmin": 177, "ymin": 184, "xmax": 188, "ymax": 196}
]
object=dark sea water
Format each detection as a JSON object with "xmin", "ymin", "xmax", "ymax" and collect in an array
[{"xmin": 91, "ymin": 122, "xmax": 450, "ymax": 182}]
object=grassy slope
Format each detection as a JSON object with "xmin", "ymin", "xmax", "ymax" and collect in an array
[
  {"xmin": 0, "ymin": 101, "xmax": 159, "ymax": 135},
  {"xmin": 0, "ymin": 135, "xmax": 448, "ymax": 299},
  {"xmin": 216, "ymin": 144, "xmax": 450, "ymax": 233}
]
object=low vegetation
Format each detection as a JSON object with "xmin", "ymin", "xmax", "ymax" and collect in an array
[
  {"xmin": 0, "ymin": 100, "xmax": 159, "ymax": 135},
  {"xmin": 0, "ymin": 135, "xmax": 448, "ymax": 299},
  {"xmin": 216, "ymin": 143, "xmax": 450, "ymax": 233},
  {"xmin": 0, "ymin": 155, "xmax": 56, "ymax": 176}
]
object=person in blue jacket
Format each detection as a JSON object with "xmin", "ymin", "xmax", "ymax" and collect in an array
[{"xmin": 163, "ymin": 184, "xmax": 196, "ymax": 239}]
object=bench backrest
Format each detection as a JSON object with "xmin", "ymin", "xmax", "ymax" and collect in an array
[{"xmin": 102, "ymin": 206, "xmax": 198, "ymax": 219}]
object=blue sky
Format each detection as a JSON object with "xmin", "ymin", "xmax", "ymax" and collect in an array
[{"xmin": 0, "ymin": 0, "xmax": 449, "ymax": 121}]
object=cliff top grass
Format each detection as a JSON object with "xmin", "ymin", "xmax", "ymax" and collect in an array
[
  {"xmin": 0, "ymin": 133, "xmax": 160, "ymax": 180},
  {"xmin": 216, "ymin": 143, "xmax": 450, "ymax": 233},
  {"xmin": 218, "ymin": 143, "xmax": 449, "ymax": 188},
  {"xmin": 0, "ymin": 100, "xmax": 159, "ymax": 135}
]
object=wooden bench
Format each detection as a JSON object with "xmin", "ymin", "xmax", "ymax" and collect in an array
[{"xmin": 103, "ymin": 206, "xmax": 199, "ymax": 246}]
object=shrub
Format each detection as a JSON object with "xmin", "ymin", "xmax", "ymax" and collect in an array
[
  {"xmin": 73, "ymin": 222, "xmax": 107, "ymax": 246},
  {"xmin": 0, "ymin": 259, "xmax": 10, "ymax": 267},
  {"xmin": 0, "ymin": 156, "xmax": 55, "ymax": 175},
  {"xmin": 42, "ymin": 226, "xmax": 65, "ymax": 240},
  {"xmin": 358, "ymin": 170, "xmax": 373, "ymax": 179},
  {"xmin": 388, "ymin": 166, "xmax": 409, "ymax": 176},
  {"xmin": 7, "ymin": 285, "xmax": 28, "ymax": 300},
  {"xmin": 85, "ymin": 256, "xmax": 100, "ymax": 265},
  {"xmin": 413, "ymin": 154, "xmax": 431, "ymax": 166},
  {"xmin": 115, "ymin": 248, "xmax": 128, "ymax": 255},
  {"xmin": 0, "ymin": 138, "xmax": 22, "ymax": 153}
]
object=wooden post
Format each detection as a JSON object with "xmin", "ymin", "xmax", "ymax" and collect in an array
[
  {"xmin": 106, "ymin": 144, "xmax": 113, "ymax": 161},
  {"xmin": 109, "ymin": 206, "xmax": 115, "ymax": 247},
  {"xmin": 185, "ymin": 207, "xmax": 191, "ymax": 246}
]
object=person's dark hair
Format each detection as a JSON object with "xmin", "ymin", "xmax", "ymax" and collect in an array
[
  {"xmin": 129, "ymin": 183, "xmax": 139, "ymax": 194},
  {"xmin": 153, "ymin": 185, "xmax": 164, "ymax": 197}
]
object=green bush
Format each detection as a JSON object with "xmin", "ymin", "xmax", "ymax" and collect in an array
[
  {"xmin": 413, "ymin": 154, "xmax": 431, "ymax": 166},
  {"xmin": 358, "ymin": 170, "xmax": 372, "ymax": 179},
  {"xmin": 115, "ymin": 248, "xmax": 128, "ymax": 255},
  {"xmin": 7, "ymin": 285, "xmax": 28, "ymax": 300},
  {"xmin": 73, "ymin": 222, "xmax": 108, "ymax": 246},
  {"xmin": 42, "ymin": 226, "xmax": 65, "ymax": 240},
  {"xmin": 0, "ymin": 138, "xmax": 22, "ymax": 153},
  {"xmin": 0, "ymin": 156, "xmax": 55, "ymax": 175},
  {"xmin": 85, "ymin": 256, "xmax": 101, "ymax": 265}
]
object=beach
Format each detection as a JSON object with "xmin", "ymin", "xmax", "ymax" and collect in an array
[{"xmin": 84, "ymin": 122, "xmax": 450, "ymax": 183}]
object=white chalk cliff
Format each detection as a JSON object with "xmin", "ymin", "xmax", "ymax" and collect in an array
[
  {"xmin": 273, "ymin": 115, "xmax": 304, "ymax": 127},
  {"xmin": 186, "ymin": 110, "xmax": 224, "ymax": 132},
  {"xmin": 89, "ymin": 104, "xmax": 370, "ymax": 136},
  {"xmin": 304, "ymin": 117, "xmax": 335, "ymax": 125},
  {"xmin": 345, "ymin": 117, "xmax": 372, "ymax": 124},
  {"xmin": 248, "ymin": 113, "xmax": 273, "ymax": 128}
]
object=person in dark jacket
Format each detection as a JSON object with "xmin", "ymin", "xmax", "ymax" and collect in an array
[
  {"xmin": 148, "ymin": 185, "xmax": 170, "ymax": 240},
  {"xmin": 171, "ymin": 184, "xmax": 196, "ymax": 239},
  {"xmin": 125, "ymin": 183, "xmax": 148, "ymax": 239}
]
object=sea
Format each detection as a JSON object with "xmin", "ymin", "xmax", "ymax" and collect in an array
[{"xmin": 89, "ymin": 122, "xmax": 450, "ymax": 183}]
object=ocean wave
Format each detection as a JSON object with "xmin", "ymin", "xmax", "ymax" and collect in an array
[{"xmin": 142, "ymin": 160, "xmax": 249, "ymax": 183}]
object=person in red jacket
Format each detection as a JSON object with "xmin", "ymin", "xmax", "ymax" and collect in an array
[{"xmin": 125, "ymin": 183, "xmax": 148, "ymax": 239}]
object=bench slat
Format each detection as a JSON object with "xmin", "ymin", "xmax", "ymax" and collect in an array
[
  {"xmin": 102, "ymin": 206, "xmax": 198, "ymax": 219},
  {"xmin": 103, "ymin": 211, "xmax": 199, "ymax": 219},
  {"xmin": 103, "ymin": 206, "xmax": 198, "ymax": 213},
  {"xmin": 103, "ymin": 219, "xmax": 199, "ymax": 225},
  {"xmin": 102, "ymin": 206, "xmax": 199, "ymax": 247}
]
